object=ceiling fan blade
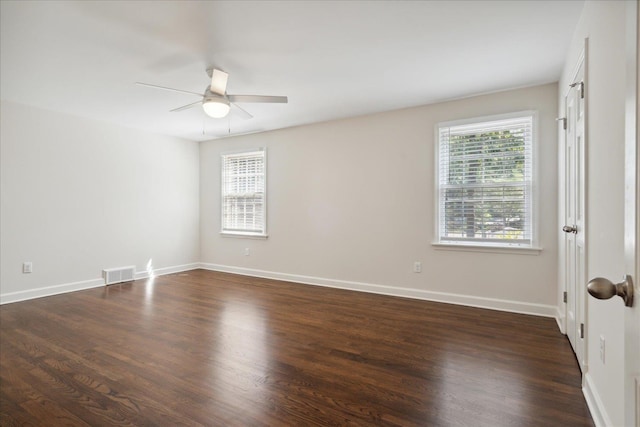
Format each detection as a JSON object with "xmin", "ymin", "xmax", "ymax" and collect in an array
[
  {"xmin": 231, "ymin": 103, "xmax": 253, "ymax": 120},
  {"xmin": 210, "ymin": 69, "xmax": 229, "ymax": 96},
  {"xmin": 227, "ymin": 94, "xmax": 288, "ymax": 103},
  {"xmin": 170, "ymin": 100, "xmax": 202, "ymax": 112},
  {"xmin": 135, "ymin": 82, "xmax": 202, "ymax": 97}
]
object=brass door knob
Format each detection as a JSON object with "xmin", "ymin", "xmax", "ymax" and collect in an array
[{"xmin": 587, "ymin": 275, "xmax": 634, "ymax": 307}]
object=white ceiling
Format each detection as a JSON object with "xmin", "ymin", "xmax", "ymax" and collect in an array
[{"xmin": 1, "ymin": 0, "xmax": 584, "ymax": 142}]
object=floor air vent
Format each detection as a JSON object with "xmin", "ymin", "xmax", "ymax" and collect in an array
[{"xmin": 103, "ymin": 266, "xmax": 136, "ymax": 285}]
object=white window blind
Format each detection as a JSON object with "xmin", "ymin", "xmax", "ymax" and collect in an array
[
  {"xmin": 437, "ymin": 113, "xmax": 534, "ymax": 247},
  {"xmin": 221, "ymin": 149, "xmax": 266, "ymax": 236}
]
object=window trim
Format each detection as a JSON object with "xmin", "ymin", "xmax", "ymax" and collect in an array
[
  {"xmin": 220, "ymin": 147, "xmax": 268, "ymax": 238},
  {"xmin": 433, "ymin": 111, "xmax": 539, "ymax": 253}
]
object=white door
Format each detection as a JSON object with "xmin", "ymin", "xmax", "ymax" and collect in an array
[
  {"xmin": 564, "ymin": 52, "xmax": 587, "ymax": 370},
  {"xmin": 623, "ymin": 2, "xmax": 639, "ymax": 425}
]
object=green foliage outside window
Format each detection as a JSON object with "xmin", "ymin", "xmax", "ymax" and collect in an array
[{"xmin": 441, "ymin": 124, "xmax": 530, "ymax": 243}]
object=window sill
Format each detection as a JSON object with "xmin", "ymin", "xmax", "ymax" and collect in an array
[
  {"xmin": 432, "ymin": 242, "xmax": 542, "ymax": 255},
  {"xmin": 220, "ymin": 232, "xmax": 268, "ymax": 240}
]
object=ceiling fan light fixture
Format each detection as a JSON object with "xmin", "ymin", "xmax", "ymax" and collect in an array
[{"xmin": 202, "ymin": 97, "xmax": 230, "ymax": 118}]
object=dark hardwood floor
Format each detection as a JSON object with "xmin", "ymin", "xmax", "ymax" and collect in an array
[{"xmin": 1, "ymin": 269, "xmax": 593, "ymax": 426}]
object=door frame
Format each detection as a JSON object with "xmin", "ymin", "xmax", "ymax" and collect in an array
[{"xmin": 561, "ymin": 42, "xmax": 588, "ymax": 373}]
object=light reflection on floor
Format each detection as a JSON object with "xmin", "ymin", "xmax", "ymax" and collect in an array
[
  {"xmin": 433, "ymin": 345, "xmax": 531, "ymax": 425},
  {"xmin": 208, "ymin": 299, "xmax": 272, "ymax": 423},
  {"xmin": 143, "ymin": 276, "xmax": 155, "ymax": 313}
]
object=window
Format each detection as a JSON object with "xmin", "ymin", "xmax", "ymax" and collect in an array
[
  {"xmin": 436, "ymin": 112, "xmax": 534, "ymax": 248},
  {"xmin": 221, "ymin": 149, "xmax": 266, "ymax": 237}
]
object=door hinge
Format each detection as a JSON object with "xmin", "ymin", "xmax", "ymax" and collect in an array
[
  {"xmin": 556, "ymin": 117, "xmax": 567, "ymax": 130},
  {"xmin": 570, "ymin": 81, "xmax": 585, "ymax": 99},
  {"xmin": 563, "ymin": 291, "xmax": 567, "ymax": 303},
  {"xmin": 580, "ymin": 323, "xmax": 585, "ymax": 339}
]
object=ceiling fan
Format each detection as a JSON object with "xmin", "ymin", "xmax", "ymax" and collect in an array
[{"xmin": 136, "ymin": 68, "xmax": 288, "ymax": 119}]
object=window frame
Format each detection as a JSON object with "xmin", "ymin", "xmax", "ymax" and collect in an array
[
  {"xmin": 433, "ymin": 111, "xmax": 540, "ymax": 254},
  {"xmin": 220, "ymin": 148, "xmax": 268, "ymax": 239}
]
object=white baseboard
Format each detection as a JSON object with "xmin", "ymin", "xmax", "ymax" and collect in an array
[
  {"xmin": 583, "ymin": 372, "xmax": 612, "ymax": 427},
  {"xmin": 556, "ymin": 306, "xmax": 566, "ymax": 334},
  {"xmin": 1, "ymin": 262, "xmax": 557, "ymax": 318},
  {"xmin": 134, "ymin": 263, "xmax": 201, "ymax": 280},
  {"xmin": 0, "ymin": 262, "xmax": 200, "ymax": 305},
  {"xmin": 0, "ymin": 277, "xmax": 105, "ymax": 305},
  {"xmin": 199, "ymin": 263, "xmax": 556, "ymax": 318}
]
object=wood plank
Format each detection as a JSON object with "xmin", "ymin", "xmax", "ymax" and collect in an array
[{"xmin": 0, "ymin": 269, "xmax": 593, "ymax": 426}]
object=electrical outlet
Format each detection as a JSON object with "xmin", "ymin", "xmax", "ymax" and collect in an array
[
  {"xmin": 413, "ymin": 261, "xmax": 422, "ymax": 273},
  {"xmin": 599, "ymin": 335, "xmax": 605, "ymax": 363},
  {"xmin": 22, "ymin": 262, "xmax": 33, "ymax": 274},
  {"xmin": 244, "ymin": 248, "xmax": 250, "ymax": 256}
]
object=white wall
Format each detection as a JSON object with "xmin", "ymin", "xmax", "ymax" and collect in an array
[
  {"xmin": 559, "ymin": 1, "xmax": 628, "ymax": 426},
  {"xmin": 0, "ymin": 100, "xmax": 200, "ymax": 302},
  {"xmin": 200, "ymin": 83, "xmax": 559, "ymax": 315}
]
